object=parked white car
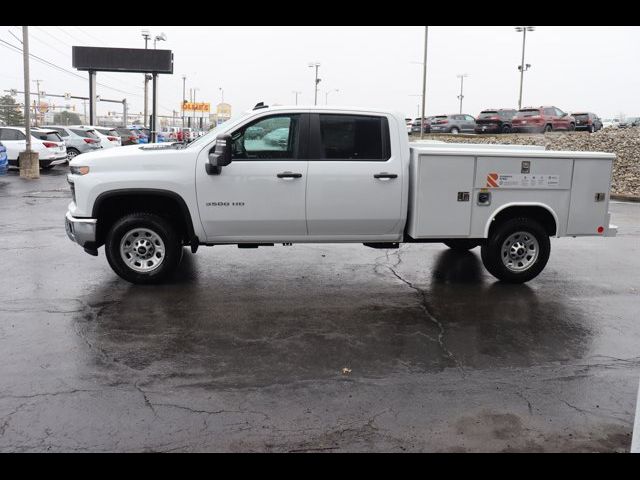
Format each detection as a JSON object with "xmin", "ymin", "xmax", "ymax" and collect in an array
[
  {"xmin": 0, "ymin": 126, "xmax": 67, "ymax": 169},
  {"xmin": 72, "ymin": 126, "xmax": 121, "ymax": 149}
]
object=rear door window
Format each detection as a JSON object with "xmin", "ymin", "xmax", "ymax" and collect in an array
[
  {"xmin": 1, "ymin": 129, "xmax": 25, "ymax": 140},
  {"xmin": 317, "ymin": 114, "xmax": 389, "ymax": 161}
]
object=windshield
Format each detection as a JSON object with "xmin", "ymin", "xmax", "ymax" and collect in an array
[
  {"xmin": 187, "ymin": 111, "xmax": 254, "ymax": 150},
  {"xmin": 479, "ymin": 111, "xmax": 498, "ymax": 118}
]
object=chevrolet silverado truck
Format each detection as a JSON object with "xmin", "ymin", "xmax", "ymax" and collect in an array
[{"xmin": 65, "ymin": 105, "xmax": 617, "ymax": 284}]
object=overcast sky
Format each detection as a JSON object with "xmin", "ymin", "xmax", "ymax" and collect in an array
[{"xmin": 1, "ymin": 26, "xmax": 638, "ymax": 120}]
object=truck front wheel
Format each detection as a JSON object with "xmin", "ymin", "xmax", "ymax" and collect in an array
[
  {"xmin": 105, "ymin": 212, "xmax": 183, "ymax": 284},
  {"xmin": 480, "ymin": 217, "xmax": 550, "ymax": 283}
]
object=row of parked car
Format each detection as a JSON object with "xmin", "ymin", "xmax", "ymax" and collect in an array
[
  {"xmin": 0, "ymin": 124, "xmax": 203, "ymax": 170},
  {"xmin": 408, "ymin": 106, "xmax": 606, "ymax": 135}
]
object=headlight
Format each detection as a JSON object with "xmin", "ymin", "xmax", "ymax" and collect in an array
[{"xmin": 70, "ymin": 166, "xmax": 90, "ymax": 175}]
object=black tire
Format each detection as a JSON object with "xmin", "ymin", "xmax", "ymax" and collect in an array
[
  {"xmin": 568, "ymin": 123, "xmax": 575, "ymax": 131},
  {"xmin": 444, "ymin": 239, "xmax": 482, "ymax": 251},
  {"xmin": 502, "ymin": 125, "xmax": 511, "ymax": 134},
  {"xmin": 105, "ymin": 212, "xmax": 183, "ymax": 284},
  {"xmin": 543, "ymin": 124, "xmax": 553, "ymax": 133},
  {"xmin": 450, "ymin": 127, "xmax": 460, "ymax": 134},
  {"xmin": 588, "ymin": 125, "xmax": 595, "ymax": 133},
  {"xmin": 67, "ymin": 148, "xmax": 80, "ymax": 161},
  {"xmin": 480, "ymin": 217, "xmax": 550, "ymax": 283}
]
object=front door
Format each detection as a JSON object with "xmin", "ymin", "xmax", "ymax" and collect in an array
[
  {"xmin": 305, "ymin": 113, "xmax": 403, "ymax": 238},
  {"xmin": 196, "ymin": 113, "xmax": 309, "ymax": 241}
]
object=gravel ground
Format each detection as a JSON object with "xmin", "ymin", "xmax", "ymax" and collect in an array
[{"xmin": 412, "ymin": 127, "xmax": 640, "ymax": 197}]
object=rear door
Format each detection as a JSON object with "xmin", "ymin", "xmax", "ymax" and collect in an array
[
  {"xmin": 305, "ymin": 113, "xmax": 403, "ymax": 237},
  {"xmin": 464, "ymin": 115, "xmax": 476, "ymax": 132}
]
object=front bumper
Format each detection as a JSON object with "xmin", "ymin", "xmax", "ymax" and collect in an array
[
  {"xmin": 65, "ymin": 211, "xmax": 97, "ymax": 248},
  {"xmin": 475, "ymin": 124, "xmax": 500, "ymax": 133}
]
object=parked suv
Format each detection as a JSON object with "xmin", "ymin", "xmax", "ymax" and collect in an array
[
  {"xmin": 475, "ymin": 109, "xmax": 517, "ymax": 134},
  {"xmin": 0, "ymin": 127, "xmax": 67, "ymax": 169},
  {"xmin": 115, "ymin": 127, "xmax": 140, "ymax": 146},
  {"xmin": 429, "ymin": 114, "xmax": 476, "ymax": 134},
  {"xmin": 571, "ymin": 112, "xmax": 603, "ymax": 133},
  {"xmin": 44, "ymin": 125, "xmax": 102, "ymax": 160},
  {"xmin": 618, "ymin": 117, "xmax": 640, "ymax": 129},
  {"xmin": 512, "ymin": 107, "xmax": 575, "ymax": 133},
  {"xmin": 410, "ymin": 117, "xmax": 433, "ymax": 134}
]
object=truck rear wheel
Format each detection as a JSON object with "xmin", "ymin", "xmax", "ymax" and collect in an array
[
  {"xmin": 105, "ymin": 212, "xmax": 182, "ymax": 284},
  {"xmin": 480, "ymin": 217, "xmax": 550, "ymax": 283},
  {"xmin": 444, "ymin": 239, "xmax": 482, "ymax": 251}
]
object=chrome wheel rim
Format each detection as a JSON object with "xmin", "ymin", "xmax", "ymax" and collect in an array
[
  {"xmin": 120, "ymin": 228, "xmax": 165, "ymax": 273},
  {"xmin": 501, "ymin": 231, "xmax": 539, "ymax": 272},
  {"xmin": 68, "ymin": 150, "xmax": 78, "ymax": 159}
]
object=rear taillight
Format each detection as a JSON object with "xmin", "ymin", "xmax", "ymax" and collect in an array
[
  {"xmin": 108, "ymin": 136, "xmax": 119, "ymax": 142},
  {"xmin": 43, "ymin": 142, "xmax": 58, "ymax": 148},
  {"xmin": 83, "ymin": 138, "xmax": 96, "ymax": 144},
  {"xmin": 129, "ymin": 136, "xmax": 137, "ymax": 142}
]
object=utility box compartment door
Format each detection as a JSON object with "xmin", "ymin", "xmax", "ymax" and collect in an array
[
  {"xmin": 567, "ymin": 159, "xmax": 613, "ymax": 235},
  {"xmin": 408, "ymin": 154, "xmax": 475, "ymax": 238}
]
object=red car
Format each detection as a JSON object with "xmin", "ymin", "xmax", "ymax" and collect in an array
[{"xmin": 511, "ymin": 106, "xmax": 576, "ymax": 133}]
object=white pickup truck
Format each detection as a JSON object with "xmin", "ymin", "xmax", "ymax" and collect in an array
[{"xmin": 65, "ymin": 105, "xmax": 617, "ymax": 284}]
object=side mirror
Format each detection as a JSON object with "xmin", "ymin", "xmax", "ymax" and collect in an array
[{"xmin": 206, "ymin": 134, "xmax": 232, "ymax": 175}]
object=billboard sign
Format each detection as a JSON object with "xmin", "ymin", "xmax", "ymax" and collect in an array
[{"xmin": 72, "ymin": 46, "xmax": 173, "ymax": 74}]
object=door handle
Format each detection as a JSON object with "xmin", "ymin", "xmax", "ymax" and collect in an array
[
  {"xmin": 374, "ymin": 173, "xmax": 398, "ymax": 179},
  {"xmin": 277, "ymin": 171, "xmax": 302, "ymax": 179}
]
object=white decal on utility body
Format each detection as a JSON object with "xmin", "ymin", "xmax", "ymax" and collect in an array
[{"xmin": 489, "ymin": 173, "xmax": 561, "ymax": 188}]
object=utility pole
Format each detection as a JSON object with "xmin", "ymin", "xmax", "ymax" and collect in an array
[
  {"xmin": 32, "ymin": 79, "xmax": 42, "ymax": 127},
  {"xmin": 516, "ymin": 26, "xmax": 535, "ymax": 110},
  {"xmin": 182, "ymin": 75, "xmax": 186, "ymax": 129},
  {"xmin": 142, "ymin": 30, "xmax": 151, "ymax": 128},
  {"xmin": 292, "ymin": 91, "xmax": 301, "ymax": 105},
  {"xmin": 20, "ymin": 26, "xmax": 38, "ymax": 179},
  {"xmin": 420, "ymin": 26, "xmax": 429, "ymax": 140},
  {"xmin": 456, "ymin": 74, "xmax": 468, "ymax": 114},
  {"xmin": 308, "ymin": 62, "xmax": 321, "ymax": 106}
]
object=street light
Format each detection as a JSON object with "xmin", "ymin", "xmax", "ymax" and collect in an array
[
  {"xmin": 325, "ymin": 89, "xmax": 339, "ymax": 105},
  {"xmin": 154, "ymin": 32, "xmax": 167, "ymax": 49},
  {"xmin": 308, "ymin": 62, "xmax": 321, "ymax": 106},
  {"xmin": 141, "ymin": 29, "xmax": 150, "ymax": 49},
  {"xmin": 515, "ymin": 26, "xmax": 535, "ymax": 110},
  {"xmin": 456, "ymin": 74, "xmax": 468, "ymax": 114},
  {"xmin": 219, "ymin": 87, "xmax": 224, "ymax": 104}
]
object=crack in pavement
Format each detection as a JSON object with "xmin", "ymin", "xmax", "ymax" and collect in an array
[{"xmin": 374, "ymin": 248, "xmax": 465, "ymax": 376}]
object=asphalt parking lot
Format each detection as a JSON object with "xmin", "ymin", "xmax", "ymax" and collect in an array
[{"xmin": 0, "ymin": 167, "xmax": 639, "ymax": 452}]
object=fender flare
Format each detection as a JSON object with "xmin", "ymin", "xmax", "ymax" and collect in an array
[
  {"xmin": 484, "ymin": 202, "xmax": 560, "ymax": 238},
  {"xmin": 92, "ymin": 188, "xmax": 198, "ymax": 242}
]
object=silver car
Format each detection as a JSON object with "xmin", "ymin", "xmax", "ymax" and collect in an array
[{"xmin": 43, "ymin": 125, "xmax": 102, "ymax": 160}]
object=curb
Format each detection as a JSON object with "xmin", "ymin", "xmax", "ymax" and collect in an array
[{"xmin": 611, "ymin": 194, "xmax": 640, "ymax": 203}]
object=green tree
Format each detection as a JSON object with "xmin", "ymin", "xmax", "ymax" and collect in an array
[
  {"xmin": 0, "ymin": 95, "xmax": 24, "ymax": 126},
  {"xmin": 54, "ymin": 110, "xmax": 81, "ymax": 125}
]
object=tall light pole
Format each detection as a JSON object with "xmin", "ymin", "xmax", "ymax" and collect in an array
[
  {"xmin": 515, "ymin": 26, "xmax": 535, "ymax": 110},
  {"xmin": 142, "ymin": 30, "xmax": 151, "ymax": 128},
  {"xmin": 325, "ymin": 89, "xmax": 339, "ymax": 105},
  {"xmin": 219, "ymin": 87, "xmax": 224, "ymax": 104},
  {"xmin": 292, "ymin": 91, "xmax": 302, "ymax": 105},
  {"xmin": 154, "ymin": 32, "xmax": 167, "ymax": 50},
  {"xmin": 308, "ymin": 62, "xmax": 321, "ymax": 106},
  {"xmin": 456, "ymin": 74, "xmax": 468, "ymax": 114},
  {"xmin": 420, "ymin": 26, "xmax": 429, "ymax": 140}
]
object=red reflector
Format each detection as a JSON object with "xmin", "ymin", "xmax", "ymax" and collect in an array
[
  {"xmin": 42, "ymin": 142, "xmax": 58, "ymax": 148},
  {"xmin": 597, "ymin": 226, "xmax": 604, "ymax": 234},
  {"xmin": 83, "ymin": 138, "xmax": 95, "ymax": 144},
  {"xmin": 108, "ymin": 136, "xmax": 118, "ymax": 141}
]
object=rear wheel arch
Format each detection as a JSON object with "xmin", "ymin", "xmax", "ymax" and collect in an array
[
  {"xmin": 485, "ymin": 204, "xmax": 558, "ymax": 239},
  {"xmin": 92, "ymin": 189, "xmax": 198, "ymax": 247}
]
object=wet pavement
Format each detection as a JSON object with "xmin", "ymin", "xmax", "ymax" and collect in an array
[{"xmin": 0, "ymin": 167, "xmax": 639, "ymax": 452}]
